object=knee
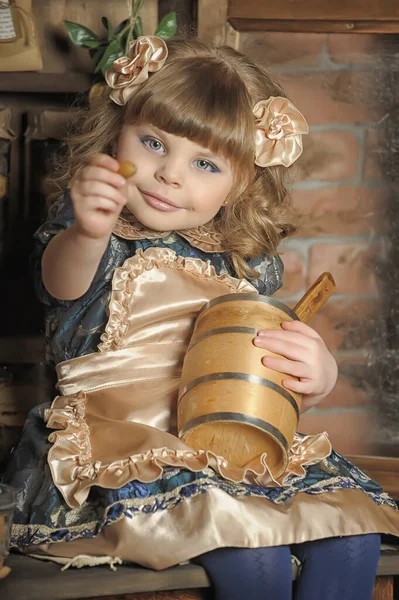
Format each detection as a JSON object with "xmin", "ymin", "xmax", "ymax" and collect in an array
[{"xmin": 293, "ymin": 534, "xmax": 381, "ymax": 566}]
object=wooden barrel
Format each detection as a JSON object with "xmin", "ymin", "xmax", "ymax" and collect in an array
[{"xmin": 177, "ymin": 293, "xmax": 302, "ymax": 478}]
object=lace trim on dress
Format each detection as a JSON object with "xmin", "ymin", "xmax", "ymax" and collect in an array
[{"xmin": 113, "ymin": 211, "xmax": 225, "ymax": 253}]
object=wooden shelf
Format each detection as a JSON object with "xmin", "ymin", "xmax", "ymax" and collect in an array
[
  {"xmin": 228, "ymin": 0, "xmax": 399, "ymax": 33},
  {"xmin": 228, "ymin": 19, "xmax": 399, "ymax": 34},
  {"xmin": 0, "ymin": 72, "xmax": 94, "ymax": 94}
]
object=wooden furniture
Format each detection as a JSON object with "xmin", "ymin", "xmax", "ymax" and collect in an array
[
  {"xmin": 2, "ymin": 544, "xmax": 396, "ymax": 599},
  {"xmin": 1, "ymin": 549, "xmax": 398, "ymax": 600},
  {"xmin": 198, "ymin": 0, "xmax": 399, "ymax": 45}
]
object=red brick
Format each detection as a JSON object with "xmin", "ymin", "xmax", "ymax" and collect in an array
[
  {"xmin": 241, "ymin": 32, "xmax": 324, "ymax": 67},
  {"xmin": 295, "ymin": 131, "xmax": 360, "ymax": 182},
  {"xmin": 282, "ymin": 72, "xmax": 379, "ymax": 126},
  {"xmin": 298, "ymin": 411, "xmax": 376, "ymax": 455},
  {"xmin": 274, "ymin": 250, "xmax": 306, "ymax": 298},
  {"xmin": 307, "ymin": 242, "xmax": 382, "ymax": 295},
  {"xmin": 309, "ymin": 298, "xmax": 382, "ymax": 352},
  {"xmin": 291, "ymin": 186, "xmax": 389, "ymax": 237},
  {"xmin": 363, "ymin": 129, "xmax": 382, "ymax": 180},
  {"xmin": 327, "ymin": 34, "xmax": 377, "ymax": 65},
  {"xmin": 320, "ymin": 354, "xmax": 373, "ymax": 409}
]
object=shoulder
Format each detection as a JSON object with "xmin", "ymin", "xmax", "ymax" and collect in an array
[{"xmin": 247, "ymin": 254, "xmax": 284, "ymax": 297}]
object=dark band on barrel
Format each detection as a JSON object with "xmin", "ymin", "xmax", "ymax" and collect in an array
[
  {"xmin": 187, "ymin": 326, "xmax": 258, "ymax": 352},
  {"xmin": 178, "ymin": 411, "xmax": 290, "ymax": 454},
  {"xmin": 196, "ymin": 293, "xmax": 300, "ymax": 321},
  {"xmin": 179, "ymin": 372, "xmax": 300, "ymax": 422}
]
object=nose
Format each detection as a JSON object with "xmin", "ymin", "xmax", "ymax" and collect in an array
[{"xmin": 155, "ymin": 160, "xmax": 183, "ymax": 188}]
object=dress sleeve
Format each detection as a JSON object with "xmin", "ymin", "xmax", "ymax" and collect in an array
[
  {"xmin": 31, "ymin": 191, "xmax": 114, "ymax": 308},
  {"xmin": 247, "ymin": 254, "xmax": 284, "ymax": 297},
  {"xmin": 31, "ymin": 192, "xmax": 76, "ymax": 307}
]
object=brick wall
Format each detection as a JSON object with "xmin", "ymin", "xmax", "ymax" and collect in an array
[{"xmin": 242, "ymin": 32, "xmax": 398, "ymax": 456}]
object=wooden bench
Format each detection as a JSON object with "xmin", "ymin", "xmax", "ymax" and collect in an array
[{"xmin": 1, "ymin": 546, "xmax": 399, "ymax": 600}]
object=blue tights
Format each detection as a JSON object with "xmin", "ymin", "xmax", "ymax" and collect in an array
[{"xmin": 194, "ymin": 534, "xmax": 381, "ymax": 600}]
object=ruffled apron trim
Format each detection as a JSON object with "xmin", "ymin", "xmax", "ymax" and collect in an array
[
  {"xmin": 45, "ymin": 392, "xmax": 332, "ymax": 509},
  {"xmin": 97, "ymin": 246, "xmax": 255, "ymax": 353}
]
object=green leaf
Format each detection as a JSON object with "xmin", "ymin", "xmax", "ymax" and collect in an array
[
  {"xmin": 84, "ymin": 40, "xmax": 102, "ymax": 48},
  {"xmin": 133, "ymin": 15, "xmax": 143, "ymax": 38},
  {"xmin": 95, "ymin": 39, "xmax": 124, "ymax": 74},
  {"xmin": 101, "ymin": 16, "xmax": 113, "ymax": 41},
  {"xmin": 154, "ymin": 12, "xmax": 177, "ymax": 40},
  {"xmin": 89, "ymin": 45, "xmax": 107, "ymax": 68},
  {"xmin": 64, "ymin": 20, "xmax": 100, "ymax": 48}
]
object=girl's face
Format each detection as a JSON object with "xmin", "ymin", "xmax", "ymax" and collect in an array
[{"xmin": 116, "ymin": 124, "xmax": 234, "ymax": 231}]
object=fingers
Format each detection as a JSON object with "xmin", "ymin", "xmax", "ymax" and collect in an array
[
  {"xmin": 254, "ymin": 320, "xmax": 337, "ymax": 401},
  {"xmin": 90, "ymin": 153, "xmax": 121, "ymax": 173},
  {"xmin": 73, "ymin": 154, "xmax": 126, "ymax": 190},
  {"xmin": 261, "ymin": 356, "xmax": 311, "ymax": 379},
  {"xmin": 70, "ymin": 154, "xmax": 130, "ymax": 241},
  {"xmin": 80, "ymin": 165, "xmax": 126, "ymax": 189},
  {"xmin": 280, "ymin": 319, "xmax": 321, "ymax": 339},
  {"xmin": 254, "ymin": 331, "xmax": 313, "ymax": 360},
  {"xmin": 282, "ymin": 378, "xmax": 314, "ymax": 395},
  {"xmin": 82, "ymin": 196, "xmax": 124, "ymax": 214},
  {"xmin": 79, "ymin": 181, "xmax": 126, "ymax": 207},
  {"xmin": 71, "ymin": 154, "xmax": 128, "ymax": 218},
  {"xmin": 77, "ymin": 156, "xmax": 127, "ymax": 191}
]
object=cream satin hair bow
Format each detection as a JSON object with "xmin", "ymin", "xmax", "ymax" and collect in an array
[
  {"xmin": 253, "ymin": 97, "xmax": 309, "ymax": 168},
  {"xmin": 106, "ymin": 36, "xmax": 308, "ymax": 168},
  {"xmin": 105, "ymin": 35, "xmax": 168, "ymax": 106}
]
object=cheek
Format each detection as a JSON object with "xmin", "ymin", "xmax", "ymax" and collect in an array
[
  {"xmin": 215, "ymin": 178, "xmax": 234, "ymax": 204},
  {"xmin": 201, "ymin": 179, "xmax": 233, "ymax": 213},
  {"xmin": 117, "ymin": 133, "xmax": 143, "ymax": 162},
  {"xmin": 199, "ymin": 183, "xmax": 231, "ymax": 214}
]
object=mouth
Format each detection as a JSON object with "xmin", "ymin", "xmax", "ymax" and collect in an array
[{"xmin": 139, "ymin": 189, "xmax": 182, "ymax": 212}]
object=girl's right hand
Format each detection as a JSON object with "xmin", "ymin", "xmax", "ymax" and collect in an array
[{"xmin": 70, "ymin": 153, "xmax": 128, "ymax": 240}]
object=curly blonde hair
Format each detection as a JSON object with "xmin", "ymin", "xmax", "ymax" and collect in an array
[{"xmin": 50, "ymin": 38, "xmax": 297, "ymax": 279}]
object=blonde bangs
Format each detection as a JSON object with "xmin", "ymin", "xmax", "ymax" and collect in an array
[{"xmin": 125, "ymin": 57, "xmax": 256, "ymax": 184}]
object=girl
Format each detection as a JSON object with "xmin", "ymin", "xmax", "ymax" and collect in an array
[{"xmin": 4, "ymin": 36, "xmax": 399, "ymax": 599}]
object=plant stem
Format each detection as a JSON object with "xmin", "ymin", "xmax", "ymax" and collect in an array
[
  {"xmin": 132, "ymin": 0, "xmax": 145, "ymax": 18},
  {"xmin": 125, "ymin": 22, "xmax": 135, "ymax": 53},
  {"xmin": 116, "ymin": 21, "xmax": 133, "ymax": 41},
  {"xmin": 119, "ymin": 0, "xmax": 145, "ymax": 54}
]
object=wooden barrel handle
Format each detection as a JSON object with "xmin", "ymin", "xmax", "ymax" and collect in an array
[{"xmin": 293, "ymin": 272, "xmax": 336, "ymax": 324}]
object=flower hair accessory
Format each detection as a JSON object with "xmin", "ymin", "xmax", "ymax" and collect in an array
[
  {"xmin": 253, "ymin": 97, "xmax": 309, "ymax": 168},
  {"xmin": 105, "ymin": 36, "xmax": 168, "ymax": 106}
]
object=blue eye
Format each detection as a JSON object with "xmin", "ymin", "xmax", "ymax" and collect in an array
[
  {"xmin": 140, "ymin": 136, "xmax": 165, "ymax": 153},
  {"xmin": 195, "ymin": 159, "xmax": 220, "ymax": 173}
]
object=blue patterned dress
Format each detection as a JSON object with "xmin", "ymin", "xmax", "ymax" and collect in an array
[{"xmin": 3, "ymin": 193, "xmax": 399, "ymax": 568}]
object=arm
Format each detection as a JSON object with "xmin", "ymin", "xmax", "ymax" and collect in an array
[
  {"xmin": 42, "ymin": 154, "xmax": 127, "ymax": 301},
  {"xmin": 42, "ymin": 224, "xmax": 111, "ymax": 300}
]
